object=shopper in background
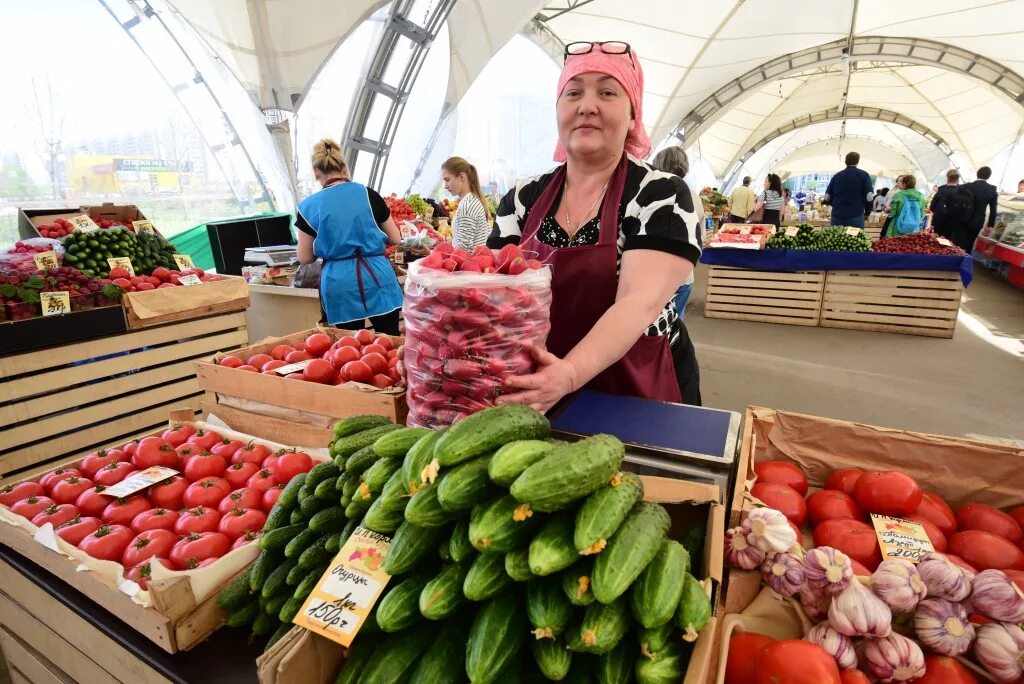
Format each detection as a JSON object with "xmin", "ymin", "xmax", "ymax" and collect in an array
[
  {"xmin": 728, "ymin": 176, "xmax": 757, "ymax": 223},
  {"xmin": 884, "ymin": 174, "xmax": 927, "ymax": 237},
  {"xmin": 872, "ymin": 188, "xmax": 889, "ymax": 212},
  {"xmin": 296, "ymin": 138, "xmax": 403, "ymax": 334},
  {"xmin": 651, "ymin": 146, "xmax": 704, "ymax": 320},
  {"xmin": 961, "ymin": 166, "xmax": 999, "ymax": 254},
  {"xmin": 823, "ymin": 152, "xmax": 874, "ymax": 228},
  {"xmin": 880, "ymin": 176, "xmax": 904, "ymax": 235},
  {"xmin": 752, "ymin": 174, "xmax": 785, "ymax": 227},
  {"xmin": 930, "ymin": 170, "xmax": 974, "ymax": 241},
  {"xmin": 783, "ymin": 187, "xmax": 792, "ymax": 207},
  {"xmin": 794, "ymin": 187, "xmax": 808, "ymax": 211},
  {"xmin": 441, "ymin": 156, "xmax": 492, "ymax": 251},
  {"xmin": 1018, "ymin": 179, "xmax": 1024, "ymax": 194}
]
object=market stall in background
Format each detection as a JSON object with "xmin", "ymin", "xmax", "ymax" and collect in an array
[{"xmin": 973, "ymin": 195, "xmax": 1024, "ymax": 289}]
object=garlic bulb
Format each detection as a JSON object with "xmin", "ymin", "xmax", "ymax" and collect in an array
[
  {"xmin": 970, "ymin": 569, "xmax": 1024, "ymax": 624},
  {"xmin": 805, "ymin": 622, "xmax": 857, "ymax": 670},
  {"xmin": 725, "ymin": 526, "xmax": 765, "ymax": 570},
  {"xmin": 828, "ymin": 576, "xmax": 892, "ymax": 637},
  {"xmin": 744, "ymin": 507, "xmax": 797, "ymax": 554},
  {"xmin": 862, "ymin": 633, "xmax": 926, "ymax": 683},
  {"xmin": 762, "ymin": 552, "xmax": 804, "ymax": 597},
  {"xmin": 914, "ymin": 597, "xmax": 975, "ymax": 657},
  {"xmin": 871, "ymin": 559, "xmax": 927, "ymax": 614},
  {"xmin": 917, "ymin": 552, "xmax": 973, "ymax": 602},
  {"xmin": 974, "ymin": 622, "xmax": 1024, "ymax": 683},
  {"xmin": 800, "ymin": 583, "xmax": 832, "ymax": 622},
  {"xmin": 804, "ymin": 546, "xmax": 853, "ymax": 596}
]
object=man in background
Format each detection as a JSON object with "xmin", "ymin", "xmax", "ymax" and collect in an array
[
  {"xmin": 728, "ymin": 176, "xmax": 756, "ymax": 224},
  {"xmin": 823, "ymin": 152, "xmax": 873, "ymax": 228},
  {"xmin": 962, "ymin": 167, "xmax": 999, "ymax": 253},
  {"xmin": 794, "ymin": 188, "xmax": 808, "ymax": 210},
  {"xmin": 930, "ymin": 170, "xmax": 974, "ymax": 242}
]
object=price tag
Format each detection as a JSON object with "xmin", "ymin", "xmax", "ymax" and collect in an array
[
  {"xmin": 871, "ymin": 514, "xmax": 934, "ymax": 563},
  {"xmin": 393, "ymin": 250, "xmax": 405, "ymax": 265},
  {"xmin": 40, "ymin": 291, "xmax": 70, "ymax": 317},
  {"xmin": 102, "ymin": 466, "xmax": 179, "ymax": 498},
  {"xmin": 937, "ymin": 237, "xmax": 953, "ymax": 247},
  {"xmin": 132, "ymin": 220, "xmax": 156, "ymax": 235},
  {"xmin": 173, "ymin": 254, "xmax": 195, "ymax": 270},
  {"xmin": 178, "ymin": 273, "xmax": 202, "ymax": 286},
  {"xmin": 784, "ymin": 226, "xmax": 799, "ymax": 237},
  {"xmin": 293, "ymin": 527, "xmax": 392, "ymax": 645},
  {"xmin": 739, "ymin": 226, "xmax": 752, "ymax": 235},
  {"xmin": 845, "ymin": 227, "xmax": 861, "ymax": 236},
  {"xmin": 274, "ymin": 359, "xmax": 313, "ymax": 375},
  {"xmin": 67, "ymin": 214, "xmax": 100, "ymax": 233},
  {"xmin": 33, "ymin": 251, "xmax": 59, "ymax": 270},
  {"xmin": 107, "ymin": 257, "xmax": 135, "ymax": 277}
]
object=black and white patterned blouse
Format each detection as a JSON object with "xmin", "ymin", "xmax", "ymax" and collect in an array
[{"xmin": 487, "ymin": 154, "xmax": 701, "ymax": 342}]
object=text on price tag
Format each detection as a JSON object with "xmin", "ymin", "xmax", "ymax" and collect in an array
[
  {"xmin": 67, "ymin": 214, "xmax": 100, "ymax": 233},
  {"xmin": 33, "ymin": 251, "xmax": 59, "ymax": 270},
  {"xmin": 102, "ymin": 466, "xmax": 179, "ymax": 498},
  {"xmin": 936, "ymin": 237, "xmax": 953, "ymax": 246},
  {"xmin": 173, "ymin": 254, "xmax": 195, "ymax": 270},
  {"xmin": 107, "ymin": 257, "xmax": 135, "ymax": 277},
  {"xmin": 845, "ymin": 227, "xmax": 861, "ymax": 236},
  {"xmin": 293, "ymin": 527, "xmax": 392, "ymax": 645},
  {"xmin": 739, "ymin": 226, "xmax": 752, "ymax": 235},
  {"xmin": 178, "ymin": 273, "xmax": 202, "ymax": 286},
  {"xmin": 871, "ymin": 514, "xmax": 934, "ymax": 563},
  {"xmin": 132, "ymin": 220, "xmax": 156, "ymax": 235},
  {"xmin": 274, "ymin": 359, "xmax": 313, "ymax": 375},
  {"xmin": 40, "ymin": 292, "xmax": 70, "ymax": 317},
  {"xmin": 784, "ymin": 226, "xmax": 799, "ymax": 237}
]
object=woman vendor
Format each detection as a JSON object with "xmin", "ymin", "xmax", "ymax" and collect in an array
[{"xmin": 487, "ymin": 41, "xmax": 702, "ymax": 410}]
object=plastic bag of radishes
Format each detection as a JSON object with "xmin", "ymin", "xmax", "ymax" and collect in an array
[{"xmin": 402, "ymin": 243, "xmax": 552, "ymax": 429}]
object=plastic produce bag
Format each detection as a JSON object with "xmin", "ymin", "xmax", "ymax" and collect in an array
[
  {"xmin": 0, "ymin": 238, "xmax": 65, "ymax": 272},
  {"xmin": 402, "ymin": 258, "xmax": 552, "ymax": 428}
]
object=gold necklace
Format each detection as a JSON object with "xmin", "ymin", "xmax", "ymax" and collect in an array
[{"xmin": 565, "ymin": 181, "xmax": 610, "ymax": 239}]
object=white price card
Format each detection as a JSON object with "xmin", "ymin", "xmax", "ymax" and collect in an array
[
  {"xmin": 132, "ymin": 220, "xmax": 156, "ymax": 235},
  {"xmin": 274, "ymin": 359, "xmax": 313, "ymax": 375},
  {"xmin": 871, "ymin": 514, "xmax": 934, "ymax": 563},
  {"xmin": 67, "ymin": 214, "xmax": 100, "ymax": 233},
  {"xmin": 845, "ymin": 227, "xmax": 861, "ymax": 236},
  {"xmin": 178, "ymin": 273, "xmax": 202, "ymax": 286},
  {"xmin": 40, "ymin": 291, "xmax": 70, "ymax": 317},
  {"xmin": 739, "ymin": 226, "xmax": 752, "ymax": 235},
  {"xmin": 102, "ymin": 466, "xmax": 179, "ymax": 498},
  {"xmin": 784, "ymin": 226, "xmax": 799, "ymax": 237},
  {"xmin": 107, "ymin": 257, "xmax": 136, "ymax": 277},
  {"xmin": 936, "ymin": 237, "xmax": 953, "ymax": 247},
  {"xmin": 173, "ymin": 254, "xmax": 195, "ymax": 270}
]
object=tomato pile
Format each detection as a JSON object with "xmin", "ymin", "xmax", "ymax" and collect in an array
[
  {"xmin": 107, "ymin": 265, "xmax": 221, "ymax": 292},
  {"xmin": 403, "ymin": 244, "xmax": 552, "ymax": 428},
  {"xmin": 873, "ymin": 233, "xmax": 967, "ymax": 256},
  {"xmin": 0, "ymin": 426, "xmax": 316, "ymax": 588},
  {"xmin": 35, "ymin": 218, "xmax": 77, "ymax": 239},
  {"xmin": 217, "ymin": 329, "xmax": 401, "ymax": 389},
  {"xmin": 384, "ymin": 194, "xmax": 417, "ymax": 222}
]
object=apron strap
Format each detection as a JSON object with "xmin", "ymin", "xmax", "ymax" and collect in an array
[{"xmin": 351, "ymin": 250, "xmax": 382, "ymax": 313}]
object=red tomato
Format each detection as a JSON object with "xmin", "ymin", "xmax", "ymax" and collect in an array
[
  {"xmin": 853, "ymin": 471, "xmax": 922, "ymax": 516},
  {"xmin": 219, "ymin": 355, "xmax": 244, "ymax": 368},
  {"xmin": 131, "ymin": 508, "xmax": 180, "ymax": 533},
  {"xmin": 955, "ymin": 502, "xmax": 1023, "ymax": 543},
  {"xmin": 123, "ymin": 529, "xmax": 177, "ymax": 567},
  {"xmin": 371, "ymin": 374, "xmax": 393, "ymax": 389},
  {"xmin": 270, "ymin": 344, "xmax": 296, "ymax": 361},
  {"xmin": 218, "ymin": 508, "xmax": 267, "ymax": 540},
  {"xmin": 218, "ymin": 487, "xmax": 262, "ymax": 514},
  {"xmin": 40, "ymin": 467, "xmax": 82, "ymax": 494},
  {"xmin": 149, "ymin": 476, "xmax": 188, "ymax": 510},
  {"xmin": 270, "ymin": 451, "xmax": 313, "ymax": 486},
  {"xmin": 187, "ymin": 429, "xmax": 222, "ymax": 451},
  {"xmin": 102, "ymin": 496, "xmax": 152, "ymax": 527},
  {"xmin": 1004, "ymin": 569, "xmax": 1024, "ymax": 592},
  {"xmin": 337, "ymin": 336, "xmax": 361, "ymax": 350},
  {"xmin": 945, "ymin": 554, "xmax": 979, "ymax": 574},
  {"xmin": 948, "ymin": 530, "xmax": 1024, "ymax": 570},
  {"xmin": 74, "ymin": 485, "xmax": 111, "ymax": 517},
  {"xmin": 161, "ymin": 424, "xmax": 192, "ymax": 447},
  {"xmin": 362, "ymin": 353, "xmax": 389, "ymax": 376},
  {"xmin": 362, "ymin": 343, "xmax": 388, "ymax": 359},
  {"xmin": 11, "ymin": 496, "xmax": 56, "ymax": 519},
  {"xmin": 751, "ymin": 483, "xmax": 807, "ymax": 526},
  {"xmin": 124, "ymin": 558, "xmax": 167, "ymax": 590},
  {"xmin": 224, "ymin": 462, "xmax": 260, "ymax": 489},
  {"xmin": 169, "ymin": 532, "xmax": 231, "ymax": 570},
  {"xmin": 354, "ymin": 329, "xmax": 375, "ymax": 346},
  {"xmin": 246, "ymin": 353, "xmax": 274, "ymax": 369},
  {"xmin": 175, "ymin": 506, "xmax": 221, "ymax": 535},
  {"xmin": 263, "ymin": 485, "xmax": 284, "ymax": 511},
  {"xmin": 342, "ymin": 360, "xmax": 373, "ymax": 384},
  {"xmin": 210, "ymin": 439, "xmax": 245, "ymax": 458},
  {"xmin": 232, "ymin": 531, "xmax": 260, "ymax": 550},
  {"xmin": 183, "ymin": 453, "xmax": 228, "ymax": 482},
  {"xmin": 284, "ymin": 350, "xmax": 312, "ymax": 364},
  {"xmin": 753, "ymin": 461, "xmax": 808, "ymax": 496},
  {"xmin": 1010, "ymin": 506, "xmax": 1024, "ymax": 531},
  {"xmin": 32, "ymin": 503, "xmax": 78, "ymax": 528},
  {"xmin": 303, "ymin": 358, "xmax": 336, "ymax": 384},
  {"xmin": 824, "ymin": 468, "xmax": 864, "ymax": 497},
  {"xmin": 80, "ymin": 450, "xmax": 120, "ymax": 478},
  {"xmin": 327, "ymin": 345, "xmax": 361, "ymax": 368},
  {"xmin": 263, "ymin": 455, "xmax": 279, "ymax": 475},
  {"xmin": 236, "ymin": 365, "xmax": 258, "ymax": 372},
  {"xmin": 284, "ymin": 372, "xmax": 305, "ymax": 380},
  {"xmin": 839, "ymin": 672, "xmax": 872, "ymax": 684},
  {"xmin": 813, "ymin": 519, "xmax": 882, "ymax": 570},
  {"xmin": 755, "ymin": 640, "xmax": 840, "ymax": 684},
  {"xmin": 246, "ymin": 468, "xmax": 277, "ymax": 494},
  {"xmin": 261, "ymin": 360, "xmax": 287, "ymax": 374},
  {"xmin": 304, "ymin": 333, "xmax": 332, "ymax": 358},
  {"xmin": 50, "ymin": 476, "xmax": 94, "ymax": 505},
  {"xmin": 907, "ymin": 515, "xmax": 948, "ymax": 552},
  {"xmin": 93, "ymin": 461, "xmax": 137, "ymax": 486},
  {"xmin": 78, "ymin": 524, "xmax": 135, "ymax": 562},
  {"xmin": 374, "ymin": 335, "xmax": 394, "ymax": 351},
  {"xmin": 175, "ymin": 443, "xmax": 204, "ymax": 467},
  {"xmin": 916, "ymin": 655, "xmax": 980, "ymax": 683},
  {"xmin": 0, "ymin": 481, "xmax": 44, "ymax": 507},
  {"xmin": 915, "ymin": 492, "xmax": 958, "ymax": 538},
  {"xmin": 724, "ymin": 631, "xmax": 775, "ymax": 684},
  {"xmin": 850, "ymin": 558, "xmax": 872, "ymax": 577},
  {"xmin": 232, "ymin": 441, "xmax": 271, "ymax": 465},
  {"xmin": 183, "ymin": 477, "xmax": 231, "ymax": 509},
  {"xmin": 132, "ymin": 437, "xmax": 178, "ymax": 469},
  {"xmin": 806, "ymin": 490, "xmax": 863, "ymax": 527},
  {"xmin": 55, "ymin": 516, "xmax": 102, "ymax": 546}
]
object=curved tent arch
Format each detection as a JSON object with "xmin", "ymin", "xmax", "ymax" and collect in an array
[{"xmin": 746, "ymin": 135, "xmax": 923, "ymax": 187}]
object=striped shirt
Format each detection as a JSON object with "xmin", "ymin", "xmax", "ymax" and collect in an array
[
  {"xmin": 452, "ymin": 193, "xmax": 490, "ymax": 251},
  {"xmin": 760, "ymin": 190, "xmax": 784, "ymax": 210}
]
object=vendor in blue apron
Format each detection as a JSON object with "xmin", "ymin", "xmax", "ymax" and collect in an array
[{"xmin": 295, "ymin": 138, "xmax": 403, "ymax": 334}]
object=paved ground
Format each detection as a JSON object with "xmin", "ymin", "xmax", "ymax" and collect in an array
[{"xmin": 685, "ymin": 263, "xmax": 1024, "ymax": 442}]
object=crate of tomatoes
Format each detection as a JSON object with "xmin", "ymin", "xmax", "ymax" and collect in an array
[
  {"xmin": 0, "ymin": 413, "xmax": 326, "ymax": 653},
  {"xmin": 196, "ymin": 327, "xmax": 405, "ymax": 448}
]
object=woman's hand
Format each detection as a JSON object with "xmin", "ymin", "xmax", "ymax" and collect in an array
[{"xmin": 497, "ymin": 346, "xmax": 578, "ymax": 414}]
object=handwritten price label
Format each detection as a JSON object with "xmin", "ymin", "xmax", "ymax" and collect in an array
[
  {"xmin": 67, "ymin": 214, "xmax": 100, "ymax": 233},
  {"xmin": 40, "ymin": 291, "xmax": 70, "ymax": 317},
  {"xmin": 33, "ymin": 251, "xmax": 59, "ymax": 270},
  {"xmin": 102, "ymin": 466, "xmax": 179, "ymax": 498},
  {"xmin": 871, "ymin": 514, "xmax": 934, "ymax": 563},
  {"xmin": 784, "ymin": 226, "xmax": 799, "ymax": 237},
  {"xmin": 739, "ymin": 226, "xmax": 752, "ymax": 235},
  {"xmin": 293, "ymin": 527, "xmax": 392, "ymax": 645},
  {"xmin": 845, "ymin": 227, "xmax": 861, "ymax": 237},
  {"xmin": 937, "ymin": 237, "xmax": 953, "ymax": 247},
  {"xmin": 177, "ymin": 273, "xmax": 202, "ymax": 287},
  {"xmin": 173, "ymin": 254, "xmax": 195, "ymax": 270},
  {"xmin": 132, "ymin": 220, "xmax": 155, "ymax": 235},
  {"xmin": 107, "ymin": 257, "xmax": 135, "ymax": 277}
]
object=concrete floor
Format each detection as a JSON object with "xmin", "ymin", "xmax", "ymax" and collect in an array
[{"xmin": 685, "ymin": 263, "xmax": 1024, "ymax": 442}]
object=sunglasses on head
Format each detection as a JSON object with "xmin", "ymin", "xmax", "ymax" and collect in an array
[{"xmin": 564, "ymin": 41, "xmax": 633, "ymax": 63}]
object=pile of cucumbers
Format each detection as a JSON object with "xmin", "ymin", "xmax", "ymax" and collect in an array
[{"xmin": 218, "ymin": 405, "xmax": 713, "ymax": 683}]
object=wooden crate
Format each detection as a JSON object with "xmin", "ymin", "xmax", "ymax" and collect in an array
[
  {"xmin": 0, "ymin": 311, "xmax": 248, "ymax": 477},
  {"xmin": 820, "ymin": 269, "xmax": 962, "ymax": 338},
  {"xmin": 122, "ymin": 276, "xmax": 249, "ymax": 330},
  {"xmin": 704, "ymin": 265, "xmax": 825, "ymax": 326},
  {"xmin": 864, "ymin": 220, "xmax": 884, "ymax": 240}
]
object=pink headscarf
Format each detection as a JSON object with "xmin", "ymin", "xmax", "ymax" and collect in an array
[{"xmin": 553, "ymin": 46, "xmax": 651, "ymax": 162}]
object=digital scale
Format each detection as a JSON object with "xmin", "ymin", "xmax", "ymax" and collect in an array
[{"xmin": 243, "ymin": 245, "xmax": 298, "ymax": 267}]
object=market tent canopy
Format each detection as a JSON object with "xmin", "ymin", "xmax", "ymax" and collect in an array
[{"xmin": 767, "ymin": 137, "xmax": 919, "ymax": 179}]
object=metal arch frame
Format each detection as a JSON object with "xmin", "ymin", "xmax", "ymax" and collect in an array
[
  {"xmin": 536, "ymin": 0, "xmax": 597, "ymax": 23},
  {"xmin": 672, "ymin": 36, "xmax": 1024, "ymax": 147},
  {"xmin": 719, "ymin": 106, "xmax": 954, "ymax": 191},
  {"xmin": 342, "ymin": 0, "xmax": 457, "ymax": 189}
]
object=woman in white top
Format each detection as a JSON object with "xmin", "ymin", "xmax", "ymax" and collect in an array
[
  {"xmin": 441, "ymin": 157, "xmax": 491, "ymax": 251},
  {"xmin": 650, "ymin": 146, "xmax": 703, "ymax": 320},
  {"xmin": 752, "ymin": 174, "xmax": 785, "ymax": 227}
]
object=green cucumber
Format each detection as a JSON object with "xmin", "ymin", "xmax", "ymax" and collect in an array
[
  {"xmin": 596, "ymin": 639, "xmax": 637, "ymax": 684},
  {"xmin": 436, "ymin": 454, "xmax": 499, "ymax": 512},
  {"xmin": 217, "ymin": 567, "xmax": 253, "ymax": 611},
  {"xmin": 562, "ymin": 560, "xmax": 596, "ymax": 606},
  {"xmin": 251, "ymin": 610, "xmax": 276, "ymax": 636},
  {"xmin": 526, "ymin": 576, "xmax": 574, "ymax": 639},
  {"xmin": 289, "ymin": 509, "xmax": 308, "ymax": 525},
  {"xmin": 286, "ymin": 562, "xmax": 308, "ymax": 586},
  {"xmin": 631, "ymin": 539, "xmax": 689, "ymax": 629},
  {"xmin": 466, "ymin": 594, "xmax": 528, "ymax": 684},
  {"xmin": 529, "ymin": 512, "xmax": 578, "ymax": 577},
  {"xmin": 357, "ymin": 621, "xmax": 435, "ymax": 684},
  {"xmin": 294, "ymin": 564, "xmax": 329, "ymax": 601},
  {"xmin": 489, "ymin": 439, "xmax": 555, "ymax": 486},
  {"xmin": 332, "ymin": 424, "xmax": 401, "ymax": 461},
  {"xmin": 402, "ymin": 429, "xmax": 446, "ymax": 495},
  {"xmin": 300, "ymin": 493, "xmax": 333, "ymax": 516},
  {"xmin": 308, "ymin": 506, "xmax": 348, "ymax": 533},
  {"xmin": 278, "ymin": 595, "xmax": 304, "ymax": 623},
  {"xmin": 344, "ymin": 497, "xmax": 373, "ymax": 519},
  {"xmin": 505, "ymin": 548, "xmax": 533, "ymax": 582},
  {"xmin": 263, "ymin": 504, "xmax": 291, "ymax": 533},
  {"xmin": 376, "ymin": 574, "xmax": 430, "ymax": 632},
  {"xmin": 297, "ymin": 484, "xmax": 315, "ymax": 502},
  {"xmin": 296, "ymin": 536, "xmax": 333, "ymax": 570},
  {"xmin": 373, "ymin": 427, "xmax": 431, "ymax": 457},
  {"xmin": 405, "ymin": 481, "xmax": 458, "ymax": 527},
  {"xmin": 510, "ymin": 434, "xmax": 624, "ymax": 513},
  {"xmin": 418, "ymin": 562, "xmax": 470, "ymax": 620},
  {"xmin": 638, "ymin": 623, "xmax": 674, "ymax": 658},
  {"xmin": 408, "ymin": 617, "xmax": 470, "ymax": 684},
  {"xmin": 438, "ymin": 537, "xmax": 452, "ymax": 562},
  {"xmin": 469, "ymin": 494, "xmax": 545, "ymax": 554},
  {"xmin": 326, "ymin": 532, "xmax": 342, "ymax": 553},
  {"xmin": 225, "ymin": 599, "xmax": 260, "ymax": 627},
  {"xmin": 249, "ymin": 550, "xmax": 277, "ymax": 592},
  {"xmin": 305, "ymin": 461, "xmax": 340, "ymax": 488},
  {"xmin": 436, "ymin": 404, "xmax": 550, "ymax": 466},
  {"xmin": 314, "ymin": 476, "xmax": 340, "ymax": 500},
  {"xmin": 532, "ymin": 637, "xmax": 573, "ymax": 681},
  {"xmin": 448, "ymin": 518, "xmax": 475, "ymax": 563},
  {"xmin": 332, "ymin": 636, "xmax": 375, "ymax": 684},
  {"xmin": 263, "ymin": 592, "xmax": 288, "ymax": 617},
  {"xmin": 277, "ymin": 473, "xmax": 307, "ymax": 509},
  {"xmin": 680, "ymin": 525, "xmax": 705, "ymax": 563},
  {"xmin": 635, "ymin": 642, "xmax": 687, "ymax": 684},
  {"xmin": 361, "ymin": 455, "xmax": 402, "ymax": 494},
  {"xmin": 335, "ymin": 471, "xmax": 352, "ymax": 492},
  {"xmin": 362, "ymin": 469, "xmax": 408, "ymax": 534},
  {"xmin": 574, "ymin": 472, "xmax": 644, "ymax": 555},
  {"xmin": 567, "ymin": 596, "xmax": 631, "ymax": 655},
  {"xmin": 676, "ymin": 573, "xmax": 712, "ymax": 641},
  {"xmin": 381, "ymin": 521, "xmax": 448, "ymax": 575},
  {"xmin": 463, "ymin": 550, "xmax": 512, "ymax": 601},
  {"xmin": 342, "ymin": 477, "xmax": 359, "ymax": 500},
  {"xmin": 592, "ymin": 503, "xmax": 671, "ymax": 604},
  {"xmin": 333, "ymin": 414, "xmax": 391, "ymax": 438},
  {"xmin": 284, "ymin": 528, "xmax": 320, "ymax": 559},
  {"xmin": 260, "ymin": 558, "xmax": 297, "ymax": 599},
  {"xmin": 343, "ymin": 444, "xmax": 378, "ymax": 475}
]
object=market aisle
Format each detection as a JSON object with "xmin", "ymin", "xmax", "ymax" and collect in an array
[{"xmin": 686, "ymin": 264, "xmax": 1024, "ymax": 441}]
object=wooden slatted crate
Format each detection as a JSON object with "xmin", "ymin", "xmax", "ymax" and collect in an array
[
  {"xmin": 0, "ymin": 311, "xmax": 248, "ymax": 477},
  {"xmin": 820, "ymin": 269, "xmax": 963, "ymax": 338},
  {"xmin": 704, "ymin": 265, "xmax": 825, "ymax": 326}
]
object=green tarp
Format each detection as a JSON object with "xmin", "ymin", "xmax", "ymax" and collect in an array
[{"xmin": 168, "ymin": 212, "xmax": 293, "ymax": 272}]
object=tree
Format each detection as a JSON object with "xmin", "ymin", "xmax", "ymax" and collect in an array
[{"xmin": 26, "ymin": 75, "xmax": 66, "ymax": 200}]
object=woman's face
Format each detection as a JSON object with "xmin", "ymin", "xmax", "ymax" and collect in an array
[
  {"xmin": 764, "ymin": 178, "xmax": 770, "ymax": 189},
  {"xmin": 556, "ymin": 72, "xmax": 633, "ymax": 161},
  {"xmin": 442, "ymin": 170, "xmax": 466, "ymax": 197}
]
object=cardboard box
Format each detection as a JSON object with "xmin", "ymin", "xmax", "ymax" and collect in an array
[
  {"xmin": 80, "ymin": 202, "xmax": 149, "ymax": 227},
  {"xmin": 256, "ymin": 475, "xmax": 725, "ymax": 684},
  {"xmin": 122, "ymin": 275, "xmax": 250, "ymax": 329},
  {"xmin": 16, "ymin": 207, "xmax": 81, "ymax": 239}
]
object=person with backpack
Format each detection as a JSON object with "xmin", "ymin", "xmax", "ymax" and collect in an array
[
  {"xmin": 930, "ymin": 170, "xmax": 974, "ymax": 241},
  {"xmin": 884, "ymin": 174, "xmax": 927, "ymax": 237}
]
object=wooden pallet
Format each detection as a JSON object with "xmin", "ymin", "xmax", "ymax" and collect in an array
[
  {"xmin": 820, "ymin": 269, "xmax": 962, "ymax": 338},
  {"xmin": 704, "ymin": 265, "xmax": 825, "ymax": 326},
  {"xmin": 0, "ymin": 311, "xmax": 248, "ymax": 477}
]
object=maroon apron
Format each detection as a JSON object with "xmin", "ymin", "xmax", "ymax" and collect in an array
[{"xmin": 519, "ymin": 155, "xmax": 682, "ymax": 403}]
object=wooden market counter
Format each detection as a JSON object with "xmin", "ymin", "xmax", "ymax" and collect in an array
[
  {"xmin": 0, "ymin": 544, "xmax": 260, "ymax": 684},
  {"xmin": 245, "ymin": 284, "xmax": 322, "ymax": 342}
]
